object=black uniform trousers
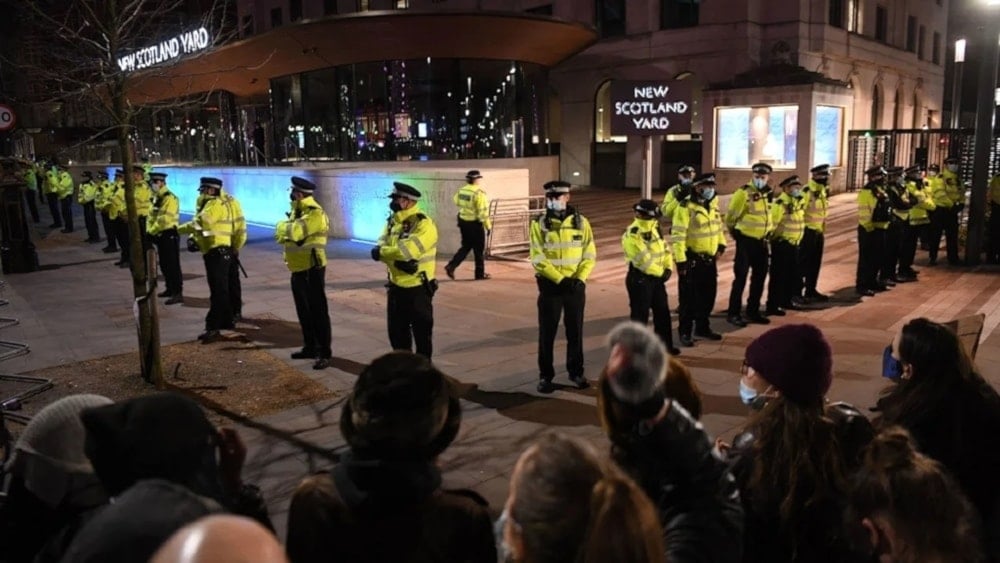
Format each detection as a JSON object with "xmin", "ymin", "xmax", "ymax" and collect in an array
[
  {"xmin": 799, "ymin": 228, "xmax": 824, "ymax": 296},
  {"xmin": 101, "ymin": 211, "xmax": 118, "ymax": 251},
  {"xmin": 898, "ymin": 222, "xmax": 926, "ymax": 273},
  {"xmin": 678, "ymin": 255, "xmax": 717, "ymax": 337},
  {"xmin": 292, "ymin": 266, "xmax": 331, "ymax": 358},
  {"xmin": 204, "ymin": 246, "xmax": 235, "ymax": 332},
  {"xmin": 447, "ymin": 219, "xmax": 487, "ymax": 278},
  {"xmin": 229, "ymin": 254, "xmax": 243, "ymax": 320},
  {"xmin": 114, "ymin": 218, "xmax": 130, "ymax": 263},
  {"xmin": 625, "ymin": 268, "xmax": 675, "ymax": 349},
  {"xmin": 727, "ymin": 231, "xmax": 769, "ymax": 315},
  {"xmin": 154, "ymin": 228, "xmax": 183, "ymax": 296},
  {"xmin": 58, "ymin": 197, "xmax": 73, "ymax": 231},
  {"xmin": 387, "ymin": 284, "xmax": 434, "ymax": 359},
  {"xmin": 928, "ymin": 207, "xmax": 960, "ymax": 264},
  {"xmin": 856, "ymin": 226, "xmax": 886, "ymax": 290},
  {"xmin": 537, "ymin": 277, "xmax": 585, "ymax": 382},
  {"xmin": 82, "ymin": 202, "xmax": 100, "ymax": 241},
  {"xmin": 24, "ymin": 190, "xmax": 39, "ymax": 223},
  {"xmin": 766, "ymin": 239, "xmax": 799, "ymax": 310},
  {"xmin": 46, "ymin": 193, "xmax": 61, "ymax": 227},
  {"xmin": 989, "ymin": 202, "xmax": 1000, "ymax": 262},
  {"xmin": 880, "ymin": 219, "xmax": 905, "ymax": 280}
]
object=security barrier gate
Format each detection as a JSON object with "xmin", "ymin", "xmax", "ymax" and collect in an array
[{"xmin": 486, "ymin": 196, "xmax": 546, "ymax": 259}]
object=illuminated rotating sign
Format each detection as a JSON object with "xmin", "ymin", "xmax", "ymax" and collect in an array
[
  {"xmin": 610, "ymin": 81, "xmax": 693, "ymax": 136},
  {"xmin": 117, "ymin": 27, "xmax": 211, "ymax": 73}
]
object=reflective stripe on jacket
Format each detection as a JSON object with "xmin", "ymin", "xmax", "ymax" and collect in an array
[
  {"xmin": 771, "ymin": 192, "xmax": 806, "ymax": 245},
  {"xmin": 378, "ymin": 205, "xmax": 439, "ymax": 288},
  {"xmin": 622, "ymin": 218, "xmax": 674, "ymax": 277},
  {"xmin": 672, "ymin": 198, "xmax": 725, "ymax": 264},
  {"xmin": 78, "ymin": 181, "xmax": 99, "ymax": 204},
  {"xmin": 803, "ymin": 179, "xmax": 829, "ymax": 233},
  {"xmin": 179, "ymin": 196, "xmax": 234, "ymax": 252},
  {"xmin": 529, "ymin": 209, "xmax": 596, "ymax": 284},
  {"xmin": 275, "ymin": 196, "xmax": 330, "ymax": 273},
  {"xmin": 906, "ymin": 181, "xmax": 935, "ymax": 225},
  {"xmin": 454, "ymin": 184, "xmax": 491, "ymax": 229},
  {"xmin": 725, "ymin": 183, "xmax": 773, "ymax": 239},
  {"xmin": 147, "ymin": 187, "xmax": 180, "ymax": 236}
]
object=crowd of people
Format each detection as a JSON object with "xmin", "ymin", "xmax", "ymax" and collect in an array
[{"xmin": 1, "ymin": 316, "xmax": 998, "ymax": 562}]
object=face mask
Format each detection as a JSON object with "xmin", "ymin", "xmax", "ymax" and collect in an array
[
  {"xmin": 947, "ymin": 165, "xmax": 959, "ymax": 173},
  {"xmin": 927, "ymin": 171, "xmax": 938, "ymax": 178},
  {"xmin": 739, "ymin": 379, "xmax": 758, "ymax": 406},
  {"xmin": 790, "ymin": 188, "xmax": 803, "ymax": 198},
  {"xmin": 680, "ymin": 177, "xmax": 693, "ymax": 186},
  {"xmin": 701, "ymin": 188, "xmax": 716, "ymax": 200},
  {"xmin": 547, "ymin": 199, "xmax": 566, "ymax": 212},
  {"xmin": 389, "ymin": 200, "xmax": 402, "ymax": 212},
  {"xmin": 494, "ymin": 509, "xmax": 514, "ymax": 563},
  {"xmin": 882, "ymin": 345, "xmax": 903, "ymax": 381},
  {"xmin": 753, "ymin": 177, "xmax": 767, "ymax": 189}
]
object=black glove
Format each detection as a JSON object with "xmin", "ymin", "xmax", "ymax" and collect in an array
[
  {"xmin": 676, "ymin": 261, "xmax": 689, "ymax": 276},
  {"xmin": 370, "ymin": 246, "xmax": 381, "ymax": 261},
  {"xmin": 661, "ymin": 269, "xmax": 672, "ymax": 282},
  {"xmin": 394, "ymin": 260, "xmax": 419, "ymax": 274},
  {"xmin": 570, "ymin": 278, "xmax": 586, "ymax": 291},
  {"xmin": 186, "ymin": 237, "xmax": 199, "ymax": 253},
  {"xmin": 558, "ymin": 277, "xmax": 574, "ymax": 291}
]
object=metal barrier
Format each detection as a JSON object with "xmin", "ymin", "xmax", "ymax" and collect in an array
[{"xmin": 486, "ymin": 196, "xmax": 546, "ymax": 259}]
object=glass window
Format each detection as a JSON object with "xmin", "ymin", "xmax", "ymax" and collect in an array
[
  {"xmin": 814, "ymin": 105, "xmax": 843, "ymax": 166},
  {"xmin": 918, "ymin": 25, "xmax": 926, "ymax": 60},
  {"xmin": 715, "ymin": 105, "xmax": 798, "ymax": 169},
  {"xmin": 270, "ymin": 7, "xmax": 282, "ymax": 28},
  {"xmin": 875, "ymin": 6, "xmax": 887, "ymax": 42},
  {"xmin": 829, "ymin": 0, "xmax": 843, "ymax": 28},
  {"xmin": 596, "ymin": 0, "xmax": 626, "ymax": 37},
  {"xmin": 661, "ymin": 0, "xmax": 699, "ymax": 30},
  {"xmin": 846, "ymin": 0, "xmax": 859, "ymax": 32},
  {"xmin": 933, "ymin": 31, "xmax": 941, "ymax": 64},
  {"xmin": 291, "ymin": 0, "xmax": 303, "ymax": 21},
  {"xmin": 906, "ymin": 16, "xmax": 916, "ymax": 52}
]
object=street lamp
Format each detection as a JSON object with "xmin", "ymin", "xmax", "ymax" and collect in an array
[{"xmin": 951, "ymin": 38, "xmax": 966, "ymax": 129}]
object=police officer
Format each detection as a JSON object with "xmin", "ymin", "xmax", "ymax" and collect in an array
[
  {"xmin": 131, "ymin": 164, "xmax": 154, "ymax": 254},
  {"xmin": 622, "ymin": 199, "xmax": 679, "ymax": 356},
  {"xmin": 989, "ymin": 172, "xmax": 1000, "ymax": 263},
  {"xmin": 927, "ymin": 156, "xmax": 963, "ymax": 265},
  {"xmin": 765, "ymin": 176, "xmax": 806, "ymax": 316},
  {"xmin": 725, "ymin": 162, "xmax": 774, "ymax": 326},
  {"xmin": 800, "ymin": 164, "xmax": 830, "ymax": 302},
  {"xmin": 896, "ymin": 165, "xmax": 935, "ymax": 282},
  {"xmin": 372, "ymin": 182, "xmax": 439, "ymax": 359},
  {"xmin": 530, "ymin": 180, "xmax": 596, "ymax": 393},
  {"xmin": 220, "ymin": 188, "xmax": 247, "ymax": 323},
  {"xmin": 276, "ymin": 177, "xmax": 332, "ymax": 370},
  {"xmin": 108, "ymin": 169, "xmax": 131, "ymax": 268},
  {"xmin": 147, "ymin": 172, "xmax": 183, "ymax": 304},
  {"xmin": 881, "ymin": 166, "xmax": 913, "ymax": 286},
  {"xmin": 77, "ymin": 171, "xmax": 101, "ymax": 243},
  {"xmin": 95, "ymin": 171, "xmax": 118, "ymax": 254},
  {"xmin": 856, "ymin": 166, "xmax": 892, "ymax": 296},
  {"xmin": 55, "ymin": 165, "xmax": 74, "ymax": 233},
  {"xmin": 672, "ymin": 173, "xmax": 725, "ymax": 347},
  {"xmin": 179, "ymin": 177, "xmax": 237, "ymax": 342},
  {"xmin": 445, "ymin": 169, "xmax": 491, "ymax": 280},
  {"xmin": 660, "ymin": 164, "xmax": 697, "ymax": 225},
  {"xmin": 18, "ymin": 161, "xmax": 40, "ymax": 223},
  {"xmin": 43, "ymin": 161, "xmax": 62, "ymax": 229}
]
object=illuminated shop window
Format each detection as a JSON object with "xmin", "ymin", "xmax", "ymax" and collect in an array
[
  {"xmin": 715, "ymin": 105, "xmax": 798, "ymax": 169},
  {"xmin": 813, "ymin": 105, "xmax": 843, "ymax": 166}
]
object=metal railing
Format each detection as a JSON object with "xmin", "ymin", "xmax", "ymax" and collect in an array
[{"xmin": 486, "ymin": 195, "xmax": 546, "ymax": 259}]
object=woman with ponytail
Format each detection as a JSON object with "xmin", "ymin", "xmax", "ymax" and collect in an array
[{"xmin": 497, "ymin": 433, "xmax": 664, "ymax": 563}]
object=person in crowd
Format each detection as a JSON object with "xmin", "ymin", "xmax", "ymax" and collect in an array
[
  {"xmin": 725, "ymin": 162, "xmax": 774, "ymax": 327},
  {"xmin": 724, "ymin": 323, "xmax": 874, "ymax": 562},
  {"xmin": 61, "ymin": 393, "xmax": 271, "ymax": 562},
  {"xmin": 131, "ymin": 164, "xmax": 155, "ymax": 259},
  {"xmin": 622, "ymin": 199, "xmax": 679, "ymax": 356},
  {"xmin": 596, "ymin": 321, "xmax": 743, "ymax": 563},
  {"xmin": 151, "ymin": 515, "xmax": 288, "ymax": 563},
  {"xmin": 926, "ymin": 156, "xmax": 963, "ymax": 266},
  {"xmin": 371, "ymin": 182, "xmax": 439, "ymax": 359},
  {"xmin": 874, "ymin": 317, "xmax": 1000, "ymax": 559},
  {"xmin": 275, "ymin": 176, "xmax": 332, "ymax": 369},
  {"xmin": 672, "ymin": 173, "xmax": 725, "ymax": 347},
  {"xmin": 765, "ymin": 176, "xmax": 806, "ymax": 316},
  {"xmin": 77, "ymin": 170, "xmax": 102, "ymax": 243},
  {"xmin": 846, "ymin": 426, "xmax": 985, "ymax": 563},
  {"xmin": 856, "ymin": 166, "xmax": 891, "ymax": 296},
  {"xmin": 0, "ymin": 394, "xmax": 113, "ymax": 563},
  {"xmin": 285, "ymin": 351, "xmax": 495, "ymax": 563},
  {"xmin": 445, "ymin": 169, "xmax": 492, "ymax": 281},
  {"xmin": 147, "ymin": 171, "xmax": 184, "ymax": 304},
  {"xmin": 498, "ymin": 432, "xmax": 666, "ymax": 563},
  {"xmin": 530, "ymin": 180, "xmax": 596, "ymax": 393},
  {"xmin": 798, "ymin": 164, "xmax": 830, "ymax": 302}
]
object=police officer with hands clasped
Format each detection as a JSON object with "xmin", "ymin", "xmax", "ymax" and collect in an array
[
  {"xmin": 725, "ymin": 162, "xmax": 774, "ymax": 327},
  {"xmin": 622, "ymin": 199, "xmax": 680, "ymax": 356},
  {"xmin": 856, "ymin": 166, "xmax": 892, "ymax": 297},
  {"xmin": 530, "ymin": 180, "xmax": 596, "ymax": 394}
]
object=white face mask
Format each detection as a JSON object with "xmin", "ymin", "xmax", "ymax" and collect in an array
[
  {"xmin": 790, "ymin": 188, "xmax": 803, "ymax": 198},
  {"xmin": 546, "ymin": 199, "xmax": 566, "ymax": 212},
  {"xmin": 753, "ymin": 177, "xmax": 767, "ymax": 189},
  {"xmin": 947, "ymin": 165, "xmax": 959, "ymax": 173},
  {"xmin": 701, "ymin": 188, "xmax": 716, "ymax": 200}
]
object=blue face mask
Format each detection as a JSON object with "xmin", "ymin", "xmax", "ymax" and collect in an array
[
  {"xmin": 680, "ymin": 177, "xmax": 693, "ymax": 186},
  {"xmin": 753, "ymin": 177, "xmax": 767, "ymax": 189},
  {"xmin": 790, "ymin": 188, "xmax": 803, "ymax": 198},
  {"xmin": 882, "ymin": 344, "xmax": 903, "ymax": 381},
  {"xmin": 739, "ymin": 379, "xmax": 758, "ymax": 406},
  {"xmin": 701, "ymin": 188, "xmax": 716, "ymax": 200},
  {"xmin": 546, "ymin": 199, "xmax": 566, "ymax": 212}
]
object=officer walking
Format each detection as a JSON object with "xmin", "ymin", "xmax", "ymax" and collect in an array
[
  {"xmin": 671, "ymin": 173, "xmax": 725, "ymax": 347},
  {"xmin": 276, "ymin": 177, "xmax": 331, "ymax": 370},
  {"xmin": 95, "ymin": 171, "xmax": 118, "ymax": 254},
  {"xmin": 622, "ymin": 199, "xmax": 679, "ymax": 356},
  {"xmin": 371, "ymin": 182, "xmax": 438, "ymax": 359},
  {"xmin": 927, "ymin": 156, "xmax": 963, "ymax": 265},
  {"xmin": 147, "ymin": 172, "xmax": 184, "ymax": 304},
  {"xmin": 179, "ymin": 177, "xmax": 237, "ymax": 342},
  {"xmin": 765, "ymin": 176, "xmax": 806, "ymax": 316},
  {"xmin": 660, "ymin": 164, "xmax": 697, "ymax": 224},
  {"xmin": 799, "ymin": 164, "xmax": 830, "ymax": 302},
  {"xmin": 725, "ymin": 162, "xmax": 774, "ymax": 326},
  {"xmin": 856, "ymin": 166, "xmax": 892, "ymax": 296},
  {"xmin": 896, "ymin": 165, "xmax": 935, "ymax": 281},
  {"xmin": 77, "ymin": 171, "xmax": 101, "ymax": 243},
  {"xmin": 530, "ymin": 181, "xmax": 596, "ymax": 393},
  {"xmin": 445, "ymin": 169, "xmax": 492, "ymax": 280},
  {"xmin": 881, "ymin": 166, "xmax": 913, "ymax": 286}
]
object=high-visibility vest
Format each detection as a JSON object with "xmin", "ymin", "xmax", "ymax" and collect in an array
[
  {"xmin": 858, "ymin": 184, "xmax": 891, "ymax": 231},
  {"xmin": 906, "ymin": 181, "xmax": 935, "ymax": 225},
  {"xmin": 660, "ymin": 183, "xmax": 687, "ymax": 221},
  {"xmin": 108, "ymin": 182, "xmax": 126, "ymax": 220},
  {"xmin": 222, "ymin": 192, "xmax": 247, "ymax": 250},
  {"xmin": 771, "ymin": 192, "xmax": 806, "ymax": 244},
  {"xmin": 453, "ymin": 184, "xmax": 491, "ymax": 230},
  {"xmin": 78, "ymin": 181, "xmax": 99, "ymax": 204},
  {"xmin": 21, "ymin": 168, "xmax": 37, "ymax": 191},
  {"xmin": 43, "ymin": 168, "xmax": 59, "ymax": 195},
  {"xmin": 803, "ymin": 179, "xmax": 829, "ymax": 233},
  {"xmin": 725, "ymin": 183, "xmax": 773, "ymax": 239},
  {"xmin": 990, "ymin": 175, "xmax": 1000, "ymax": 205},
  {"xmin": 529, "ymin": 208, "xmax": 596, "ymax": 283},
  {"xmin": 147, "ymin": 187, "xmax": 180, "ymax": 235},
  {"xmin": 179, "ymin": 196, "xmax": 234, "ymax": 253},
  {"xmin": 378, "ymin": 205, "xmax": 438, "ymax": 288},
  {"xmin": 134, "ymin": 181, "xmax": 153, "ymax": 217},
  {"xmin": 621, "ymin": 218, "xmax": 674, "ymax": 277},
  {"xmin": 56, "ymin": 171, "xmax": 74, "ymax": 199},
  {"xmin": 672, "ymin": 198, "xmax": 725, "ymax": 263},
  {"xmin": 275, "ymin": 196, "xmax": 330, "ymax": 273},
  {"xmin": 931, "ymin": 170, "xmax": 963, "ymax": 208}
]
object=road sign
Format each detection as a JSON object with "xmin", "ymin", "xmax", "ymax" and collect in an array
[{"xmin": 0, "ymin": 105, "xmax": 15, "ymax": 131}]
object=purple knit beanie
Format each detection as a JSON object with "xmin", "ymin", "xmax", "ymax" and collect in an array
[{"xmin": 745, "ymin": 323, "xmax": 833, "ymax": 405}]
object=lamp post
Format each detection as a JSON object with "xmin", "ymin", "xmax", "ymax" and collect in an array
[
  {"xmin": 965, "ymin": 10, "xmax": 1000, "ymax": 266},
  {"xmin": 951, "ymin": 38, "xmax": 967, "ymax": 129}
]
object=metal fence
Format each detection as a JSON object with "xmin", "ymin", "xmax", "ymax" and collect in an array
[
  {"xmin": 845, "ymin": 128, "xmax": 1000, "ymax": 191},
  {"xmin": 486, "ymin": 196, "xmax": 546, "ymax": 259}
]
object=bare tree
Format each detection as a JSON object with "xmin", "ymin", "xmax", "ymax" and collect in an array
[{"xmin": 11, "ymin": 0, "xmax": 238, "ymax": 387}]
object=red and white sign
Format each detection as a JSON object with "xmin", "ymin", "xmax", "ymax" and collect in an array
[{"xmin": 0, "ymin": 105, "xmax": 15, "ymax": 131}]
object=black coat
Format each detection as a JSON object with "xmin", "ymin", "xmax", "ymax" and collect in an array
[{"xmin": 612, "ymin": 402, "xmax": 745, "ymax": 563}]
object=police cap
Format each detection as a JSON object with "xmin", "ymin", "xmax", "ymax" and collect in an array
[
  {"xmin": 633, "ymin": 199, "xmax": 660, "ymax": 218},
  {"xmin": 779, "ymin": 176, "xmax": 802, "ymax": 188},
  {"xmin": 944, "ymin": 156, "xmax": 960, "ymax": 165},
  {"xmin": 465, "ymin": 169, "xmax": 483, "ymax": 181},
  {"xmin": 692, "ymin": 173, "xmax": 716, "ymax": 187},
  {"xmin": 865, "ymin": 166, "xmax": 886, "ymax": 177},
  {"xmin": 290, "ymin": 176, "xmax": 316, "ymax": 194},
  {"xmin": 543, "ymin": 180, "xmax": 572, "ymax": 195},
  {"xmin": 677, "ymin": 165, "xmax": 696, "ymax": 174},
  {"xmin": 115, "ymin": 169, "xmax": 124, "ymax": 176},
  {"xmin": 131, "ymin": 164, "xmax": 144, "ymax": 172},
  {"xmin": 885, "ymin": 166, "xmax": 904, "ymax": 175},
  {"xmin": 752, "ymin": 162, "xmax": 773, "ymax": 174},
  {"xmin": 810, "ymin": 164, "xmax": 830, "ymax": 175},
  {"xmin": 97, "ymin": 171, "xmax": 109, "ymax": 179},
  {"xmin": 390, "ymin": 181, "xmax": 421, "ymax": 201},
  {"xmin": 904, "ymin": 164, "xmax": 923, "ymax": 176},
  {"xmin": 149, "ymin": 172, "xmax": 167, "ymax": 182},
  {"xmin": 199, "ymin": 177, "xmax": 223, "ymax": 191},
  {"xmin": 928, "ymin": 163, "xmax": 940, "ymax": 172}
]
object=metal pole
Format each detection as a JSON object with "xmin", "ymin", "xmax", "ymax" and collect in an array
[
  {"xmin": 951, "ymin": 39, "xmax": 967, "ymax": 129},
  {"xmin": 642, "ymin": 136, "xmax": 652, "ymax": 199},
  {"xmin": 965, "ymin": 22, "xmax": 1000, "ymax": 265}
]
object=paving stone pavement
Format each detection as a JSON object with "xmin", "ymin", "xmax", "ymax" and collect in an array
[{"xmin": 1, "ymin": 189, "xmax": 998, "ymax": 540}]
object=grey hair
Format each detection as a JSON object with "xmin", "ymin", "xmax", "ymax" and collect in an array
[{"xmin": 604, "ymin": 321, "xmax": 669, "ymax": 404}]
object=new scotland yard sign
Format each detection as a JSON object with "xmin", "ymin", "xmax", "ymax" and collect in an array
[{"xmin": 610, "ymin": 81, "xmax": 693, "ymax": 136}]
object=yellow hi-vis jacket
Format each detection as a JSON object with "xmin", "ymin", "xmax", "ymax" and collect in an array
[
  {"xmin": 378, "ymin": 205, "xmax": 438, "ymax": 288},
  {"xmin": 529, "ymin": 208, "xmax": 596, "ymax": 284},
  {"xmin": 275, "ymin": 196, "xmax": 329, "ymax": 273},
  {"xmin": 858, "ymin": 183, "xmax": 891, "ymax": 232},
  {"xmin": 771, "ymin": 192, "xmax": 806, "ymax": 245},
  {"xmin": 725, "ymin": 183, "xmax": 773, "ymax": 239},
  {"xmin": 107, "ymin": 181, "xmax": 126, "ymax": 220},
  {"xmin": 454, "ymin": 183, "xmax": 491, "ymax": 230},
  {"xmin": 55, "ymin": 170, "xmax": 74, "ymax": 199},
  {"xmin": 43, "ymin": 167, "xmax": 58, "ymax": 195},
  {"xmin": 179, "ymin": 195, "xmax": 236, "ymax": 253},
  {"xmin": 662, "ymin": 183, "xmax": 719, "ymax": 221},
  {"xmin": 803, "ymin": 179, "xmax": 829, "ymax": 233},
  {"xmin": 222, "ymin": 192, "xmax": 247, "ymax": 251},
  {"xmin": 147, "ymin": 186, "xmax": 180, "ymax": 236},
  {"xmin": 932, "ymin": 170, "xmax": 963, "ymax": 208},
  {"xmin": 21, "ymin": 168, "xmax": 37, "ymax": 192},
  {"xmin": 133, "ymin": 181, "xmax": 153, "ymax": 217},
  {"xmin": 77, "ymin": 181, "xmax": 99, "ymax": 204},
  {"xmin": 906, "ymin": 180, "xmax": 936, "ymax": 226},
  {"xmin": 990, "ymin": 175, "xmax": 1000, "ymax": 205},
  {"xmin": 672, "ymin": 198, "xmax": 725, "ymax": 264},
  {"xmin": 95, "ymin": 180, "xmax": 115, "ymax": 212},
  {"xmin": 622, "ymin": 218, "xmax": 673, "ymax": 277}
]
